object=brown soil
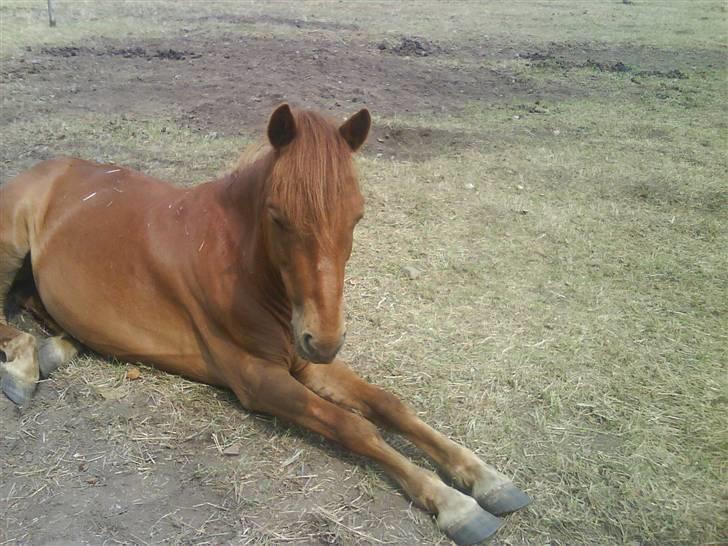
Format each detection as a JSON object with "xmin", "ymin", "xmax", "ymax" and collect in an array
[
  {"xmin": 2, "ymin": 31, "xmax": 714, "ymax": 167},
  {"xmin": 0, "ymin": 31, "xmax": 571, "ymax": 164}
]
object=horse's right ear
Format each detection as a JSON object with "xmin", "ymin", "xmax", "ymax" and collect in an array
[{"xmin": 268, "ymin": 103, "xmax": 296, "ymax": 149}]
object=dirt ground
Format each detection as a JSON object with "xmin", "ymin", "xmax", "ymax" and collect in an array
[
  {"xmin": 2, "ymin": 21, "xmax": 717, "ymax": 168},
  {"xmin": 1, "ymin": 3, "xmax": 726, "ymax": 545}
]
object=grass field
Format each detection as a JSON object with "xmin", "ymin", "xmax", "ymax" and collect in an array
[{"xmin": 1, "ymin": 1, "xmax": 726, "ymax": 544}]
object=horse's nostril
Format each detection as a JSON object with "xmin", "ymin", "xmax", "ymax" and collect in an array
[{"xmin": 302, "ymin": 333, "xmax": 315, "ymax": 353}]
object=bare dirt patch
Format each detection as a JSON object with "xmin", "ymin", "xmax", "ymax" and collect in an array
[
  {"xmin": 0, "ymin": 31, "xmax": 571, "ymax": 159},
  {"xmin": 369, "ymin": 125, "xmax": 479, "ymax": 161},
  {"xmin": 513, "ymin": 43, "xmax": 725, "ymax": 74},
  {"xmin": 39, "ymin": 45, "xmax": 200, "ymax": 61},
  {"xmin": 378, "ymin": 36, "xmax": 444, "ymax": 57}
]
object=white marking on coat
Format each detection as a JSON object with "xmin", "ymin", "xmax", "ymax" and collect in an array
[
  {"xmin": 198, "ymin": 240, "xmax": 206, "ymax": 252},
  {"xmin": 82, "ymin": 192, "xmax": 97, "ymax": 201},
  {"xmin": 106, "ymin": 168, "xmax": 121, "ymax": 173}
]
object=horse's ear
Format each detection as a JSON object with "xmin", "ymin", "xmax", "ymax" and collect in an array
[
  {"xmin": 340, "ymin": 108, "xmax": 371, "ymax": 152},
  {"xmin": 268, "ymin": 103, "xmax": 296, "ymax": 149}
]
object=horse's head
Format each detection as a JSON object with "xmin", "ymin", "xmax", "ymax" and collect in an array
[{"xmin": 264, "ymin": 104, "xmax": 370, "ymax": 364}]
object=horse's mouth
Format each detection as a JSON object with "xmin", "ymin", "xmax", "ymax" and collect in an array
[{"xmin": 295, "ymin": 337, "xmax": 343, "ymax": 364}]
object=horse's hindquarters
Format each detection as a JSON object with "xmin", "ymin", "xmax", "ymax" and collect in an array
[{"xmin": 10, "ymin": 158, "xmax": 217, "ymax": 385}]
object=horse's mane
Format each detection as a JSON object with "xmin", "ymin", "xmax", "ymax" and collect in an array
[{"xmin": 233, "ymin": 109, "xmax": 357, "ymax": 238}]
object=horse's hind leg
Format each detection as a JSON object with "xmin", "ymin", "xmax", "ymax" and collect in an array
[
  {"xmin": 37, "ymin": 336, "xmax": 78, "ymax": 378},
  {"xmin": 16, "ymin": 290, "xmax": 80, "ymax": 378},
  {"xmin": 0, "ymin": 194, "xmax": 80, "ymax": 404},
  {"xmin": 0, "ymin": 246, "xmax": 40, "ymax": 404},
  {"xmin": 0, "ymin": 324, "xmax": 38, "ymax": 405}
]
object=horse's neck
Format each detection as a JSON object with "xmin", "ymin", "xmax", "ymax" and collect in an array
[{"xmin": 210, "ymin": 157, "xmax": 292, "ymax": 327}]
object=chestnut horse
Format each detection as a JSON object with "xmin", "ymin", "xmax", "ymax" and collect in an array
[{"xmin": 0, "ymin": 105, "xmax": 529, "ymax": 544}]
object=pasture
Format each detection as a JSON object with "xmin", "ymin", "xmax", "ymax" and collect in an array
[{"xmin": 1, "ymin": 1, "xmax": 726, "ymax": 544}]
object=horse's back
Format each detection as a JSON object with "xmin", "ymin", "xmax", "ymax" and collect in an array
[{"xmin": 2, "ymin": 156, "xmax": 174, "ymax": 240}]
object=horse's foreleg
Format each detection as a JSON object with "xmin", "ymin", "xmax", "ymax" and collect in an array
[
  {"xmin": 294, "ymin": 361, "xmax": 531, "ymax": 516},
  {"xmin": 231, "ymin": 362, "xmax": 503, "ymax": 546}
]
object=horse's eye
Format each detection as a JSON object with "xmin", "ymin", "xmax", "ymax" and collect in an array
[{"xmin": 269, "ymin": 208, "xmax": 292, "ymax": 232}]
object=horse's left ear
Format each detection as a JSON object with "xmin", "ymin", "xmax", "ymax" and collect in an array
[{"xmin": 339, "ymin": 109, "xmax": 371, "ymax": 152}]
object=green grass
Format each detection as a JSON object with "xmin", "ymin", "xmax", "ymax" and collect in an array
[{"xmin": 1, "ymin": 1, "xmax": 727, "ymax": 544}]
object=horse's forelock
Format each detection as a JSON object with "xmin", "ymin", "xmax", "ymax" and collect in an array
[{"xmin": 268, "ymin": 110, "xmax": 357, "ymax": 237}]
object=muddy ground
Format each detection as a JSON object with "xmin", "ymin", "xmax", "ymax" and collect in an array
[{"xmin": 1, "ymin": 6, "xmax": 725, "ymax": 546}]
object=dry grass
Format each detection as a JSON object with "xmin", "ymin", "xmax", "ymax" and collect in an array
[
  {"xmin": 1, "ymin": 1, "xmax": 727, "ymax": 545},
  {"xmin": 2, "ymin": 0, "xmax": 725, "ymax": 54}
]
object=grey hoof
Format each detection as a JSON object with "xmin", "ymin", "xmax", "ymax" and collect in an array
[
  {"xmin": 445, "ymin": 508, "xmax": 503, "ymax": 545},
  {"xmin": 1, "ymin": 373, "xmax": 36, "ymax": 406},
  {"xmin": 38, "ymin": 338, "xmax": 64, "ymax": 378},
  {"xmin": 478, "ymin": 483, "xmax": 531, "ymax": 516}
]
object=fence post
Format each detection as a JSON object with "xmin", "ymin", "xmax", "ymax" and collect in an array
[{"xmin": 48, "ymin": 0, "xmax": 56, "ymax": 27}]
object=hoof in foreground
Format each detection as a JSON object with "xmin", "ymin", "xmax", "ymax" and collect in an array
[
  {"xmin": 478, "ymin": 483, "xmax": 531, "ymax": 516},
  {"xmin": 442, "ymin": 504, "xmax": 503, "ymax": 545},
  {"xmin": 1, "ymin": 373, "xmax": 36, "ymax": 406},
  {"xmin": 38, "ymin": 337, "xmax": 72, "ymax": 378}
]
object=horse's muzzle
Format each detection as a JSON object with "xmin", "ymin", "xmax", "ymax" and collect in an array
[{"xmin": 297, "ymin": 331, "xmax": 346, "ymax": 364}]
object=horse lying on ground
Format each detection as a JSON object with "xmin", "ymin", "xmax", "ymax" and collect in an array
[{"xmin": 0, "ymin": 104, "xmax": 529, "ymax": 544}]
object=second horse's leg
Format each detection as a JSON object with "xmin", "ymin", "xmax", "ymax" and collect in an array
[{"xmin": 294, "ymin": 360, "xmax": 531, "ymax": 516}]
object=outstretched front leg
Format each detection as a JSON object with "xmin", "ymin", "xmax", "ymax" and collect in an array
[
  {"xmin": 230, "ymin": 360, "xmax": 504, "ymax": 546},
  {"xmin": 294, "ymin": 360, "xmax": 531, "ymax": 516}
]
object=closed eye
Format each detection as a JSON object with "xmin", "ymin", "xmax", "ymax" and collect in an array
[{"xmin": 269, "ymin": 206, "xmax": 293, "ymax": 232}]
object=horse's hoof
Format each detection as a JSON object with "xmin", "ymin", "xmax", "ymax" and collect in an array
[
  {"xmin": 38, "ymin": 337, "xmax": 67, "ymax": 378},
  {"xmin": 477, "ymin": 483, "xmax": 531, "ymax": 516},
  {"xmin": 1, "ymin": 373, "xmax": 36, "ymax": 406},
  {"xmin": 442, "ymin": 504, "xmax": 503, "ymax": 545}
]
